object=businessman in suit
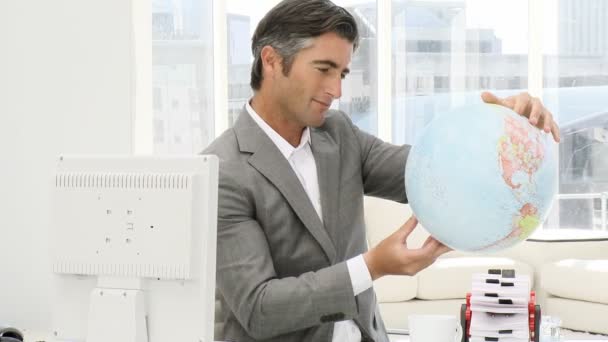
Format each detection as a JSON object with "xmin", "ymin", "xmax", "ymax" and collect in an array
[{"xmin": 203, "ymin": 1, "xmax": 561, "ymax": 341}]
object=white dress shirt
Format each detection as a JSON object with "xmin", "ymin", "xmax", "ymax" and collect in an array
[{"xmin": 245, "ymin": 102, "xmax": 373, "ymax": 341}]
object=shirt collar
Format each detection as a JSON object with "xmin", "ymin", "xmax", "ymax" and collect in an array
[{"xmin": 245, "ymin": 100, "xmax": 311, "ymax": 160}]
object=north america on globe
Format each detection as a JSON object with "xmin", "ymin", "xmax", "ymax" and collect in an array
[{"xmin": 481, "ymin": 115, "xmax": 546, "ymax": 250}]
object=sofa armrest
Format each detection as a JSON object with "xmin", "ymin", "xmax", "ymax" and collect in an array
[{"xmin": 541, "ymin": 259, "xmax": 608, "ymax": 304}]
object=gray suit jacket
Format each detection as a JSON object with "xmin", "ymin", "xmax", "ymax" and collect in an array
[{"xmin": 203, "ymin": 109, "xmax": 410, "ymax": 342}]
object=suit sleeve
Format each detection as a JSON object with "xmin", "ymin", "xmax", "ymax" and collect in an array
[
  {"xmin": 215, "ymin": 163, "xmax": 359, "ymax": 339},
  {"xmin": 341, "ymin": 113, "xmax": 411, "ymax": 203}
]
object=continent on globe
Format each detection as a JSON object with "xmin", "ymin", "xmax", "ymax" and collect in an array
[
  {"xmin": 480, "ymin": 203, "xmax": 540, "ymax": 251},
  {"xmin": 515, "ymin": 203, "xmax": 540, "ymax": 235},
  {"xmin": 497, "ymin": 115, "xmax": 544, "ymax": 190}
]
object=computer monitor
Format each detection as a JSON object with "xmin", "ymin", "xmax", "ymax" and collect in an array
[{"xmin": 50, "ymin": 155, "xmax": 218, "ymax": 342}]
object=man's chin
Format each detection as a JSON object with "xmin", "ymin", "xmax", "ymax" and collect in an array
[
  {"xmin": 309, "ymin": 110, "xmax": 328, "ymax": 127},
  {"xmin": 309, "ymin": 118, "xmax": 326, "ymax": 128},
  {"xmin": 299, "ymin": 106, "xmax": 329, "ymax": 127}
]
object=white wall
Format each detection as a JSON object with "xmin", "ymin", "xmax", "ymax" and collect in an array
[{"xmin": 0, "ymin": 0, "xmax": 134, "ymax": 331}]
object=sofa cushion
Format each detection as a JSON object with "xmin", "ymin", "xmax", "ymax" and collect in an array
[
  {"xmin": 373, "ymin": 275, "xmax": 417, "ymax": 303},
  {"xmin": 416, "ymin": 257, "xmax": 534, "ymax": 300},
  {"xmin": 545, "ymin": 296, "xmax": 608, "ymax": 334},
  {"xmin": 541, "ymin": 259, "xmax": 608, "ymax": 305}
]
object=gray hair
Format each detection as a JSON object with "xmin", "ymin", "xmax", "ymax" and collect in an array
[{"xmin": 250, "ymin": 0, "xmax": 359, "ymax": 90}]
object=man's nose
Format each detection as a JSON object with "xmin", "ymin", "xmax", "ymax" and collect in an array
[{"xmin": 327, "ymin": 76, "xmax": 342, "ymax": 99}]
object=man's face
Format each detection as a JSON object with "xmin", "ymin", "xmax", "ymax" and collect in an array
[{"xmin": 271, "ymin": 32, "xmax": 353, "ymax": 128}]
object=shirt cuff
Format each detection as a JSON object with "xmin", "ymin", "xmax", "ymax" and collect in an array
[{"xmin": 346, "ymin": 254, "xmax": 373, "ymax": 296}]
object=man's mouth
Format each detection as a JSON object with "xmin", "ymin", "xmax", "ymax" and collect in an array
[{"xmin": 312, "ymin": 98, "xmax": 331, "ymax": 107}]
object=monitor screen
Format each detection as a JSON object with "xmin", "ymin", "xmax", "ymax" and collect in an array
[{"xmin": 51, "ymin": 155, "xmax": 218, "ymax": 342}]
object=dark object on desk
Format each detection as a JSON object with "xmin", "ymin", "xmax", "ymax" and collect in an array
[{"xmin": 0, "ymin": 326, "xmax": 23, "ymax": 342}]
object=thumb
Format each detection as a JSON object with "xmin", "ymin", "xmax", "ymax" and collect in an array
[
  {"xmin": 481, "ymin": 91, "xmax": 502, "ymax": 104},
  {"xmin": 481, "ymin": 91, "xmax": 515, "ymax": 110},
  {"xmin": 436, "ymin": 243, "xmax": 453, "ymax": 256},
  {"xmin": 398, "ymin": 215, "xmax": 418, "ymax": 240}
]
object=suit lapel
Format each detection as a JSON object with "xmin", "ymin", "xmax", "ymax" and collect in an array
[
  {"xmin": 233, "ymin": 109, "xmax": 337, "ymax": 263},
  {"xmin": 310, "ymin": 128, "xmax": 340, "ymax": 245}
]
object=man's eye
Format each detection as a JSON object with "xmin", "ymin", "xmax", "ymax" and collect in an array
[
  {"xmin": 341, "ymin": 74, "xmax": 346, "ymax": 80},
  {"xmin": 317, "ymin": 68, "xmax": 329, "ymax": 73}
]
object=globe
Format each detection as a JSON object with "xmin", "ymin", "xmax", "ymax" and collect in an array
[{"xmin": 405, "ymin": 103, "xmax": 557, "ymax": 252}]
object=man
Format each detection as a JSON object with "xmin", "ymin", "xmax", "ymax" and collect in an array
[{"xmin": 204, "ymin": 1, "xmax": 560, "ymax": 341}]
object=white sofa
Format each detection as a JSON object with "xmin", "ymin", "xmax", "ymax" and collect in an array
[
  {"xmin": 540, "ymin": 259, "xmax": 608, "ymax": 334},
  {"xmin": 364, "ymin": 196, "xmax": 608, "ymax": 334}
]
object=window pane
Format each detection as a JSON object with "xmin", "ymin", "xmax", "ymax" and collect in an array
[
  {"xmin": 152, "ymin": 0, "xmax": 214, "ymax": 154},
  {"xmin": 226, "ymin": 0, "xmax": 378, "ymax": 135},
  {"xmin": 541, "ymin": 0, "xmax": 608, "ymax": 230},
  {"xmin": 392, "ymin": 0, "xmax": 529, "ymax": 145},
  {"xmin": 335, "ymin": 0, "xmax": 378, "ymax": 135}
]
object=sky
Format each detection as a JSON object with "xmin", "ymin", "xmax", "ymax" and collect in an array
[
  {"xmin": 225, "ymin": 0, "xmax": 560, "ymax": 55},
  {"xmin": 464, "ymin": 0, "xmax": 558, "ymax": 54}
]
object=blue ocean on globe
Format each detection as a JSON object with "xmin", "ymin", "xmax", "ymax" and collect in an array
[{"xmin": 405, "ymin": 103, "xmax": 558, "ymax": 252}]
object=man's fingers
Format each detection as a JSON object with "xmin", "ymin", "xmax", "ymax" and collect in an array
[
  {"xmin": 422, "ymin": 237, "xmax": 452, "ymax": 255},
  {"xmin": 483, "ymin": 92, "xmax": 557, "ymax": 138},
  {"xmin": 543, "ymin": 109, "xmax": 554, "ymax": 133},
  {"xmin": 421, "ymin": 236, "xmax": 441, "ymax": 249},
  {"xmin": 541, "ymin": 109, "xmax": 561, "ymax": 143},
  {"xmin": 398, "ymin": 215, "xmax": 418, "ymax": 239},
  {"xmin": 551, "ymin": 121, "xmax": 561, "ymax": 142},
  {"xmin": 422, "ymin": 235, "xmax": 434, "ymax": 247},
  {"xmin": 513, "ymin": 92, "xmax": 532, "ymax": 116},
  {"xmin": 528, "ymin": 97, "xmax": 543, "ymax": 126}
]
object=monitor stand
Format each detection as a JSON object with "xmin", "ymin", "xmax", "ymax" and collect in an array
[{"xmin": 87, "ymin": 277, "xmax": 148, "ymax": 342}]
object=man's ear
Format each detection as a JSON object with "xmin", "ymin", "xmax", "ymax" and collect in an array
[{"xmin": 260, "ymin": 45, "xmax": 282, "ymax": 79}]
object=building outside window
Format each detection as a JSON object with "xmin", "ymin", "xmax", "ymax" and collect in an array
[
  {"xmin": 391, "ymin": 0, "xmax": 528, "ymax": 145},
  {"xmin": 151, "ymin": 0, "xmax": 215, "ymax": 154},
  {"xmin": 542, "ymin": 0, "xmax": 608, "ymax": 231}
]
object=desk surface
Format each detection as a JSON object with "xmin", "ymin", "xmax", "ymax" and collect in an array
[
  {"xmin": 24, "ymin": 333, "xmax": 233, "ymax": 342},
  {"xmin": 23, "ymin": 332, "xmax": 50, "ymax": 342},
  {"xmin": 24, "ymin": 331, "xmax": 608, "ymax": 342}
]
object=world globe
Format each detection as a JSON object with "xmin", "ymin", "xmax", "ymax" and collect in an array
[{"xmin": 405, "ymin": 103, "xmax": 557, "ymax": 252}]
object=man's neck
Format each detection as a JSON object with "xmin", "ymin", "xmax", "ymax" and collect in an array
[{"xmin": 250, "ymin": 94, "xmax": 305, "ymax": 147}]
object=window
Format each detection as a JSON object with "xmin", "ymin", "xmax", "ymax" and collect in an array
[
  {"xmin": 226, "ymin": 10, "xmax": 253, "ymax": 126},
  {"xmin": 541, "ymin": 0, "xmax": 608, "ymax": 230},
  {"xmin": 225, "ymin": 0, "xmax": 378, "ymax": 135},
  {"xmin": 151, "ymin": 0, "xmax": 214, "ymax": 154},
  {"xmin": 392, "ymin": 0, "xmax": 529, "ymax": 145},
  {"xmin": 141, "ymin": 0, "xmax": 608, "ymax": 232}
]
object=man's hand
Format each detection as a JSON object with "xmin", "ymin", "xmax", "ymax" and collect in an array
[
  {"xmin": 363, "ymin": 216, "xmax": 452, "ymax": 281},
  {"xmin": 481, "ymin": 91, "xmax": 561, "ymax": 143}
]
